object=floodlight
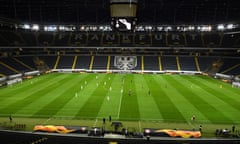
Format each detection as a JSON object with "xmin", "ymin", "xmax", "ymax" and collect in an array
[
  {"xmin": 227, "ymin": 24, "xmax": 233, "ymax": 29},
  {"xmin": 32, "ymin": 24, "xmax": 39, "ymax": 31},
  {"xmin": 23, "ymin": 24, "xmax": 30, "ymax": 29},
  {"xmin": 217, "ymin": 24, "xmax": 224, "ymax": 30}
]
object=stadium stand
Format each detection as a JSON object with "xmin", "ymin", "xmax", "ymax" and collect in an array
[
  {"xmin": 57, "ymin": 56, "xmax": 74, "ymax": 69},
  {"xmin": 179, "ymin": 56, "xmax": 198, "ymax": 71},
  {"xmin": 0, "ymin": 30, "xmax": 24, "ymax": 46},
  {"xmin": 39, "ymin": 56, "xmax": 57, "ymax": 69},
  {"xmin": 167, "ymin": 32, "xmax": 185, "ymax": 47},
  {"xmin": 75, "ymin": 56, "xmax": 91, "ymax": 70},
  {"xmin": 92, "ymin": 56, "xmax": 108, "ymax": 70},
  {"xmin": 19, "ymin": 31, "xmax": 37, "ymax": 46},
  {"xmin": 135, "ymin": 56, "xmax": 142, "ymax": 70},
  {"xmin": 53, "ymin": 32, "xmax": 71, "ymax": 46},
  {"xmin": 202, "ymin": 32, "xmax": 222, "ymax": 48},
  {"xmin": 0, "ymin": 57, "xmax": 30, "ymax": 73},
  {"xmin": 37, "ymin": 32, "xmax": 54, "ymax": 46},
  {"xmin": 161, "ymin": 56, "xmax": 178, "ymax": 71},
  {"xmin": 0, "ymin": 0, "xmax": 240, "ymax": 143},
  {"xmin": 0, "ymin": 61, "xmax": 16, "ymax": 75},
  {"xmin": 197, "ymin": 57, "xmax": 219, "ymax": 72},
  {"xmin": 144, "ymin": 56, "xmax": 159, "ymax": 71},
  {"xmin": 185, "ymin": 32, "xmax": 203, "ymax": 47},
  {"xmin": 15, "ymin": 56, "xmax": 36, "ymax": 70},
  {"xmin": 221, "ymin": 33, "xmax": 240, "ymax": 48}
]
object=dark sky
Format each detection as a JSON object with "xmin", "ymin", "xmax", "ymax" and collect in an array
[{"xmin": 0, "ymin": 0, "xmax": 239, "ymax": 24}]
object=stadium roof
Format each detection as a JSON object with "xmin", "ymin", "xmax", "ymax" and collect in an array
[{"xmin": 0, "ymin": 0, "xmax": 240, "ymax": 24}]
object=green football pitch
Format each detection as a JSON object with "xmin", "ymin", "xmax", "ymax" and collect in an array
[{"xmin": 0, "ymin": 73, "xmax": 239, "ymax": 125}]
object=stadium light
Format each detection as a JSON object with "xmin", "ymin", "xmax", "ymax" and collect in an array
[
  {"xmin": 226, "ymin": 24, "xmax": 233, "ymax": 29},
  {"xmin": 44, "ymin": 25, "xmax": 57, "ymax": 31},
  {"xmin": 32, "ymin": 24, "xmax": 39, "ymax": 31},
  {"xmin": 217, "ymin": 24, "xmax": 225, "ymax": 30},
  {"xmin": 23, "ymin": 24, "xmax": 30, "ymax": 29}
]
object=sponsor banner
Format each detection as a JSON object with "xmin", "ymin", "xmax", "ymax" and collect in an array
[
  {"xmin": 143, "ymin": 128, "xmax": 201, "ymax": 138},
  {"xmin": 33, "ymin": 125, "xmax": 88, "ymax": 134}
]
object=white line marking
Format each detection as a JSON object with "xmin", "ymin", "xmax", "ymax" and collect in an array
[
  {"xmin": 93, "ymin": 119, "xmax": 98, "ymax": 127},
  {"xmin": 117, "ymin": 88, "xmax": 123, "ymax": 119},
  {"xmin": 138, "ymin": 121, "xmax": 142, "ymax": 132},
  {"xmin": 42, "ymin": 117, "xmax": 52, "ymax": 125},
  {"xmin": 187, "ymin": 120, "xmax": 195, "ymax": 129}
]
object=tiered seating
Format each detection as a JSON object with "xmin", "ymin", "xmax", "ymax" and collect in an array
[
  {"xmin": 0, "ymin": 34, "xmax": 11, "ymax": 46},
  {"xmin": 221, "ymin": 33, "xmax": 240, "ymax": 48},
  {"xmin": 219, "ymin": 58, "xmax": 240, "ymax": 75},
  {"xmin": 0, "ymin": 31, "xmax": 24, "ymax": 46},
  {"xmin": 54, "ymin": 32, "xmax": 71, "ymax": 46},
  {"xmin": 161, "ymin": 56, "xmax": 178, "ymax": 70},
  {"xmin": 118, "ymin": 33, "xmax": 135, "ymax": 47},
  {"xmin": 70, "ymin": 32, "xmax": 88, "ymax": 46},
  {"xmin": 75, "ymin": 56, "xmax": 91, "ymax": 69},
  {"xmin": 0, "ymin": 61, "xmax": 16, "ymax": 75},
  {"xmin": 167, "ymin": 32, "xmax": 185, "ymax": 47},
  {"xmin": 16, "ymin": 57, "xmax": 36, "ymax": 70},
  {"xmin": 92, "ymin": 56, "xmax": 108, "ymax": 70},
  {"xmin": 0, "ymin": 57, "xmax": 31, "ymax": 72},
  {"xmin": 185, "ymin": 33, "xmax": 202, "ymax": 47},
  {"xmin": 144, "ymin": 56, "xmax": 159, "ymax": 70},
  {"xmin": 179, "ymin": 56, "xmax": 197, "ymax": 71},
  {"xmin": 198, "ymin": 57, "xmax": 218, "ymax": 72},
  {"xmin": 0, "ymin": 30, "xmax": 239, "ymax": 48},
  {"xmin": 110, "ymin": 56, "xmax": 117, "ymax": 70},
  {"xmin": 102, "ymin": 33, "xmax": 119, "ymax": 46},
  {"xmin": 202, "ymin": 33, "xmax": 221, "ymax": 47},
  {"xmin": 135, "ymin": 56, "xmax": 142, "ymax": 70},
  {"xmin": 57, "ymin": 56, "xmax": 74, "ymax": 69},
  {"xmin": 224, "ymin": 66, "xmax": 240, "ymax": 75},
  {"xmin": 39, "ymin": 56, "xmax": 57, "ymax": 69},
  {"xmin": 151, "ymin": 32, "xmax": 167, "ymax": 47},
  {"xmin": 37, "ymin": 32, "xmax": 54, "ymax": 46},
  {"xmin": 134, "ymin": 32, "xmax": 151, "ymax": 46},
  {"xmin": 87, "ymin": 32, "xmax": 103, "ymax": 46},
  {"xmin": 19, "ymin": 31, "xmax": 37, "ymax": 46}
]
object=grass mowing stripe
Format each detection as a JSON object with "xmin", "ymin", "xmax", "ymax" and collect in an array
[
  {"xmin": 168, "ymin": 75, "xmax": 232, "ymax": 124},
  {"xmin": 119, "ymin": 74, "xmax": 140, "ymax": 120},
  {"xmin": 32, "ymin": 74, "xmax": 94, "ymax": 118},
  {"xmin": 95, "ymin": 74, "xmax": 120, "ymax": 119},
  {"xmin": 74, "ymin": 74, "xmax": 115, "ymax": 119},
  {"xmin": 198, "ymin": 75, "xmax": 240, "ymax": 96},
  {"xmin": 54, "ymin": 74, "xmax": 100, "ymax": 118},
  {"xmin": 157, "ymin": 75, "xmax": 210, "ymax": 124},
  {"xmin": 186, "ymin": 76, "xmax": 240, "ymax": 114},
  {"xmin": 134, "ymin": 75, "xmax": 163, "ymax": 120},
  {"xmin": 0, "ymin": 74, "xmax": 61, "ymax": 101},
  {"xmin": 149, "ymin": 75, "xmax": 186, "ymax": 122},
  {"xmin": 0, "ymin": 74, "xmax": 69, "ymax": 115},
  {"xmin": 181, "ymin": 76, "xmax": 240, "ymax": 123},
  {"xmin": 198, "ymin": 77, "xmax": 240, "ymax": 111},
  {"xmin": 15, "ymin": 74, "xmax": 84, "ymax": 117}
]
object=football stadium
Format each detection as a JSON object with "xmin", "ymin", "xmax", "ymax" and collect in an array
[{"xmin": 0, "ymin": 0, "xmax": 240, "ymax": 143}]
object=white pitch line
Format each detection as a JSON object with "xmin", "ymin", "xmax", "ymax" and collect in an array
[
  {"xmin": 187, "ymin": 120, "xmax": 196, "ymax": 129},
  {"xmin": 93, "ymin": 119, "xmax": 98, "ymax": 127},
  {"xmin": 117, "ymin": 88, "xmax": 123, "ymax": 119},
  {"xmin": 138, "ymin": 121, "xmax": 142, "ymax": 132},
  {"xmin": 42, "ymin": 117, "xmax": 52, "ymax": 125}
]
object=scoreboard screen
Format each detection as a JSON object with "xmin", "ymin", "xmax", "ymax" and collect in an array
[
  {"xmin": 110, "ymin": 0, "xmax": 137, "ymax": 31},
  {"xmin": 111, "ymin": 18, "xmax": 136, "ymax": 31}
]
